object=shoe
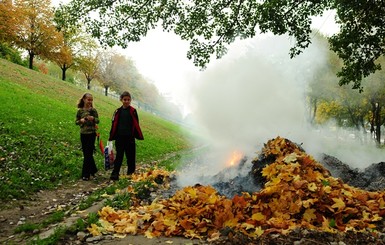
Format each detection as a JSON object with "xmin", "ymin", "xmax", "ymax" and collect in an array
[
  {"xmin": 110, "ymin": 175, "xmax": 119, "ymax": 181},
  {"xmin": 82, "ymin": 177, "xmax": 90, "ymax": 181}
]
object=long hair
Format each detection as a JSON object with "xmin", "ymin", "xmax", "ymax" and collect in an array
[{"xmin": 77, "ymin": 93, "xmax": 93, "ymax": 108}]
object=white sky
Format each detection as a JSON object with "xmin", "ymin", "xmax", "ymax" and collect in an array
[{"xmin": 51, "ymin": 0, "xmax": 339, "ymax": 115}]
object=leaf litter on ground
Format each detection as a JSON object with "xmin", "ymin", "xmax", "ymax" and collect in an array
[{"xmin": 89, "ymin": 136, "xmax": 385, "ymax": 243}]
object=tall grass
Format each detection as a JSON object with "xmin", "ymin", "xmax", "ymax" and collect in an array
[{"xmin": 0, "ymin": 58, "xmax": 193, "ymax": 203}]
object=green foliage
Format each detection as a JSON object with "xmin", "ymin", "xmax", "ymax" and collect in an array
[
  {"xmin": 14, "ymin": 211, "xmax": 65, "ymax": 234},
  {"xmin": 86, "ymin": 212, "xmax": 100, "ymax": 226},
  {"xmin": 28, "ymin": 226, "xmax": 67, "ymax": 245},
  {"xmin": 329, "ymin": 1, "xmax": 385, "ymax": 91},
  {"xmin": 0, "ymin": 58, "xmax": 192, "ymax": 203},
  {"xmin": 60, "ymin": 0, "xmax": 385, "ymax": 90},
  {"xmin": 14, "ymin": 222, "xmax": 40, "ymax": 234},
  {"xmin": 0, "ymin": 43, "xmax": 27, "ymax": 67},
  {"xmin": 329, "ymin": 218, "xmax": 336, "ymax": 228},
  {"xmin": 134, "ymin": 180, "xmax": 155, "ymax": 200},
  {"xmin": 73, "ymin": 218, "xmax": 87, "ymax": 231},
  {"xmin": 104, "ymin": 192, "xmax": 133, "ymax": 210},
  {"xmin": 42, "ymin": 211, "xmax": 65, "ymax": 226}
]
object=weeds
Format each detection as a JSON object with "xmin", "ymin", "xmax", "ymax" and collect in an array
[{"xmin": 14, "ymin": 211, "xmax": 65, "ymax": 234}]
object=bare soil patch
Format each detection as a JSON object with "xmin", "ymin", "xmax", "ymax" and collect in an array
[{"xmin": 0, "ymin": 173, "xmax": 109, "ymax": 244}]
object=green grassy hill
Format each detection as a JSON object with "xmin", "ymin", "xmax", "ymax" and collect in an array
[{"xmin": 0, "ymin": 58, "xmax": 193, "ymax": 201}]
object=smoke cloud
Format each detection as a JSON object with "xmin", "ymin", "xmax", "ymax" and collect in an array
[{"xmin": 176, "ymin": 34, "xmax": 385, "ymax": 187}]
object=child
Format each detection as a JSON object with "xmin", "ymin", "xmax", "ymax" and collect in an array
[
  {"xmin": 75, "ymin": 93, "xmax": 99, "ymax": 180},
  {"xmin": 109, "ymin": 91, "xmax": 144, "ymax": 180}
]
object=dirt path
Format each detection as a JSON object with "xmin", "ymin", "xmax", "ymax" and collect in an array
[{"xmin": 0, "ymin": 173, "xmax": 106, "ymax": 244}]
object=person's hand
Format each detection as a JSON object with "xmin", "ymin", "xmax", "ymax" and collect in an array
[{"xmin": 87, "ymin": 116, "xmax": 94, "ymax": 121}]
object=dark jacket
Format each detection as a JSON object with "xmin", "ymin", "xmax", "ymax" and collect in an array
[{"xmin": 109, "ymin": 106, "xmax": 144, "ymax": 141}]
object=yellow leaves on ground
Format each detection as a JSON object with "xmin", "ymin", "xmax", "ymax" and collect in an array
[
  {"xmin": 92, "ymin": 137, "xmax": 385, "ymax": 241},
  {"xmin": 331, "ymin": 198, "xmax": 346, "ymax": 211},
  {"xmin": 303, "ymin": 209, "xmax": 317, "ymax": 222}
]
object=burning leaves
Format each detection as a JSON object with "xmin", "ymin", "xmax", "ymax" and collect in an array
[{"xmin": 90, "ymin": 137, "xmax": 385, "ymax": 241}]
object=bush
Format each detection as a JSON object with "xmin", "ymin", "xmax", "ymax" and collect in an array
[{"xmin": 0, "ymin": 42, "xmax": 27, "ymax": 67}]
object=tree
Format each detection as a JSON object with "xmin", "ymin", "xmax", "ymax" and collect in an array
[
  {"xmin": 309, "ymin": 50, "xmax": 385, "ymax": 145},
  {"xmin": 97, "ymin": 50, "xmax": 131, "ymax": 96},
  {"xmin": 51, "ymin": 6, "xmax": 99, "ymax": 81},
  {"xmin": 50, "ymin": 28, "xmax": 98, "ymax": 81},
  {"xmin": 0, "ymin": 0, "xmax": 17, "ymax": 43},
  {"xmin": 59, "ymin": 0, "xmax": 385, "ymax": 90},
  {"xmin": 76, "ymin": 50, "xmax": 101, "ymax": 90},
  {"xmin": 12, "ymin": 0, "xmax": 63, "ymax": 69},
  {"xmin": 362, "ymin": 58, "xmax": 385, "ymax": 145}
]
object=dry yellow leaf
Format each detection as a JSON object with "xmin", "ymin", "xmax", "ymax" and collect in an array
[
  {"xmin": 251, "ymin": 212, "xmax": 265, "ymax": 221},
  {"xmin": 255, "ymin": 226, "xmax": 264, "ymax": 237},
  {"xmin": 241, "ymin": 222, "xmax": 255, "ymax": 230},
  {"xmin": 307, "ymin": 182, "xmax": 317, "ymax": 192},
  {"xmin": 303, "ymin": 208, "xmax": 317, "ymax": 222},
  {"xmin": 283, "ymin": 153, "xmax": 298, "ymax": 163},
  {"xmin": 87, "ymin": 223, "xmax": 102, "ymax": 236},
  {"xmin": 223, "ymin": 218, "xmax": 239, "ymax": 228},
  {"xmin": 331, "ymin": 198, "xmax": 346, "ymax": 211}
]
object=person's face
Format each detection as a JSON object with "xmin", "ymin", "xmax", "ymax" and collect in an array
[
  {"xmin": 84, "ymin": 95, "xmax": 93, "ymax": 108},
  {"xmin": 121, "ymin": 96, "xmax": 131, "ymax": 108}
]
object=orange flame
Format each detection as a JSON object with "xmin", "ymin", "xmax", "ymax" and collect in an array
[{"xmin": 227, "ymin": 151, "xmax": 244, "ymax": 167}]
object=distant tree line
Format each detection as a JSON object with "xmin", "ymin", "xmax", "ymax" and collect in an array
[
  {"xmin": 0, "ymin": 0, "xmax": 183, "ymax": 122},
  {"xmin": 308, "ymin": 33, "xmax": 385, "ymax": 146}
]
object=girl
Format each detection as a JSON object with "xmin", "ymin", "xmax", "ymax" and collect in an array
[
  {"xmin": 109, "ymin": 91, "xmax": 144, "ymax": 181},
  {"xmin": 75, "ymin": 93, "xmax": 99, "ymax": 180}
]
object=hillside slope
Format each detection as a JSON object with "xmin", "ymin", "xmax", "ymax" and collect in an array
[{"xmin": 0, "ymin": 58, "xmax": 192, "ymax": 201}]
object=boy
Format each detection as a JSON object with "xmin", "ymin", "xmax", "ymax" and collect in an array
[{"xmin": 109, "ymin": 91, "xmax": 144, "ymax": 180}]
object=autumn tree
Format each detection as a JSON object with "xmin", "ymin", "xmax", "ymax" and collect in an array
[
  {"xmin": 51, "ymin": 6, "xmax": 100, "ymax": 81},
  {"xmin": 309, "ymin": 50, "xmax": 385, "ymax": 144},
  {"xmin": 97, "ymin": 50, "xmax": 130, "ymax": 96},
  {"xmin": 0, "ymin": 0, "xmax": 17, "ymax": 43},
  {"xmin": 59, "ymin": 0, "xmax": 385, "ymax": 90},
  {"xmin": 50, "ymin": 28, "xmax": 99, "ymax": 81},
  {"xmin": 362, "ymin": 60, "xmax": 385, "ymax": 145},
  {"xmin": 10, "ymin": 0, "xmax": 63, "ymax": 69},
  {"xmin": 76, "ymin": 49, "xmax": 101, "ymax": 90}
]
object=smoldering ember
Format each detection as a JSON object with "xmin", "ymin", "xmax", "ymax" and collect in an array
[{"xmin": 185, "ymin": 137, "xmax": 385, "ymax": 198}]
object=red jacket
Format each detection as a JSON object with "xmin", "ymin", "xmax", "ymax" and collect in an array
[{"xmin": 109, "ymin": 106, "xmax": 144, "ymax": 141}]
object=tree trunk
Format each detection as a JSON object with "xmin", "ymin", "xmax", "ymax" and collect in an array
[
  {"xmin": 87, "ymin": 79, "xmax": 91, "ymax": 90},
  {"xmin": 371, "ymin": 102, "xmax": 376, "ymax": 139},
  {"xmin": 29, "ymin": 52, "xmax": 34, "ymax": 69},
  {"xmin": 311, "ymin": 98, "xmax": 317, "ymax": 124},
  {"xmin": 61, "ymin": 66, "xmax": 67, "ymax": 81},
  {"xmin": 375, "ymin": 103, "xmax": 381, "ymax": 145}
]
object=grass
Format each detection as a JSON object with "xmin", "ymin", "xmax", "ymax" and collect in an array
[{"xmin": 0, "ymin": 58, "xmax": 196, "ymax": 203}]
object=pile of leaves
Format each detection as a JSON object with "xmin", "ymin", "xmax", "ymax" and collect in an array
[{"xmin": 89, "ymin": 136, "xmax": 385, "ymax": 241}]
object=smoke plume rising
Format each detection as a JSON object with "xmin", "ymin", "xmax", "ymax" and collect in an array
[{"xmin": 176, "ymin": 35, "xmax": 385, "ymax": 187}]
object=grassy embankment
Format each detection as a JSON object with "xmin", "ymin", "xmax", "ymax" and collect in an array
[{"xmin": 0, "ymin": 58, "xmax": 195, "ymax": 204}]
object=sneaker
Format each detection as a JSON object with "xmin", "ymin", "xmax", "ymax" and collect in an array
[{"xmin": 82, "ymin": 177, "xmax": 90, "ymax": 181}]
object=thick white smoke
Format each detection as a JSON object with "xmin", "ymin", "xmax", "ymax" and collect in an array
[{"xmin": 176, "ymin": 34, "xmax": 385, "ymax": 187}]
